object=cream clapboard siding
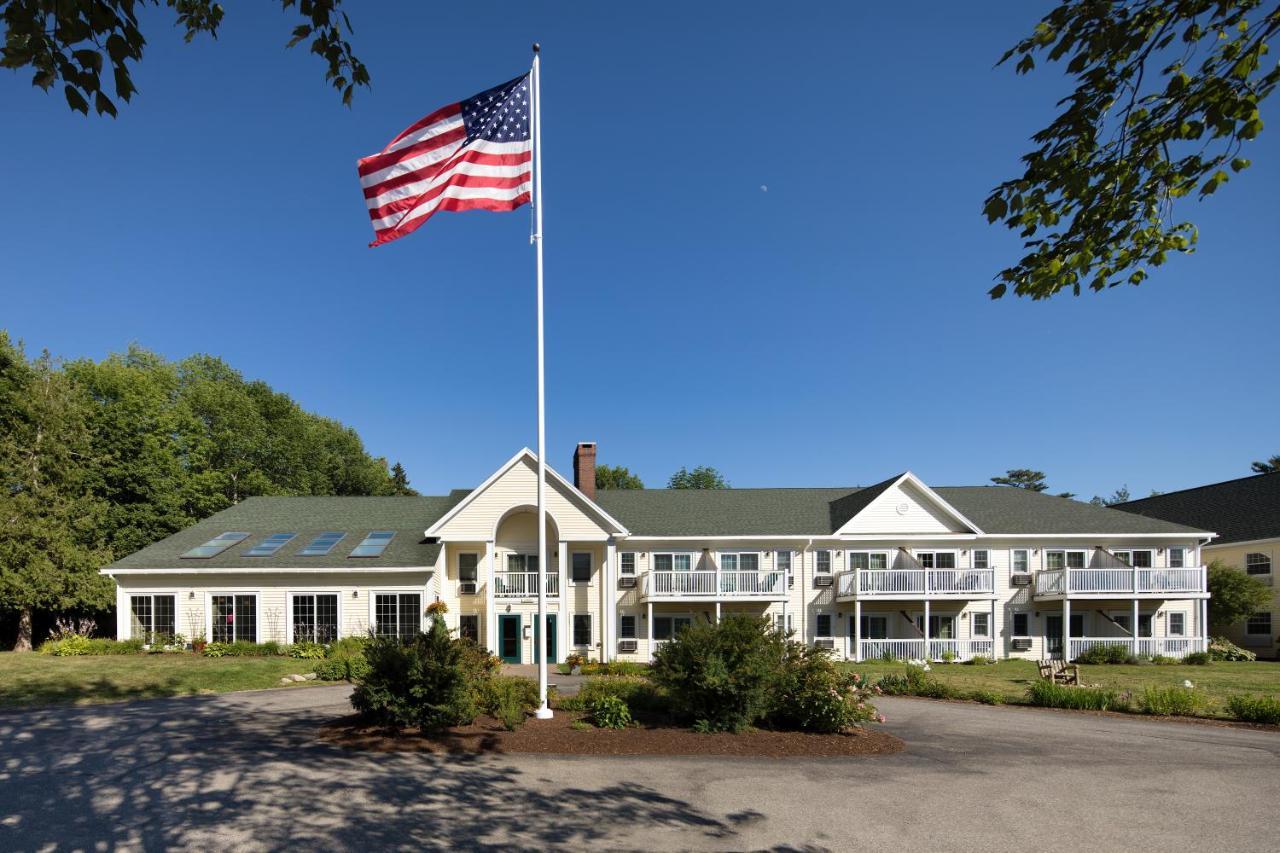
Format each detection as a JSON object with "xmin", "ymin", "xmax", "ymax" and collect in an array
[
  {"xmin": 1203, "ymin": 538, "xmax": 1278, "ymax": 653},
  {"xmin": 838, "ymin": 480, "xmax": 969, "ymax": 535}
]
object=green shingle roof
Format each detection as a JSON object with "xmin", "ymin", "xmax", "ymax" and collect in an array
[
  {"xmin": 106, "ymin": 495, "xmax": 466, "ymax": 570},
  {"xmin": 1112, "ymin": 473, "xmax": 1279, "ymax": 545},
  {"xmin": 932, "ymin": 487, "xmax": 1207, "ymax": 535}
]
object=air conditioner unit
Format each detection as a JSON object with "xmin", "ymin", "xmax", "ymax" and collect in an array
[
  {"xmin": 1011, "ymin": 638, "xmax": 1033, "ymax": 651},
  {"xmin": 1011, "ymin": 574, "xmax": 1033, "ymax": 587},
  {"xmin": 459, "ymin": 582, "xmax": 477, "ymax": 595},
  {"xmin": 813, "ymin": 638, "xmax": 835, "ymax": 649},
  {"xmin": 788, "ymin": 576, "xmax": 795, "ymax": 588},
  {"xmin": 618, "ymin": 576, "xmax": 637, "ymax": 589},
  {"xmin": 814, "ymin": 575, "xmax": 834, "ymax": 588},
  {"xmin": 618, "ymin": 639, "xmax": 638, "ymax": 653}
]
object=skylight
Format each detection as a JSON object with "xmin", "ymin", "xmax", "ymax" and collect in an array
[
  {"xmin": 350, "ymin": 531, "xmax": 395, "ymax": 558},
  {"xmin": 181, "ymin": 532, "xmax": 250, "ymax": 559},
  {"xmin": 244, "ymin": 532, "xmax": 297, "ymax": 557},
  {"xmin": 298, "ymin": 531, "xmax": 346, "ymax": 556}
]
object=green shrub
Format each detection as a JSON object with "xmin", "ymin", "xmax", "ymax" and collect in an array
[
  {"xmin": 351, "ymin": 622, "xmax": 481, "ymax": 732},
  {"xmin": 966, "ymin": 655, "xmax": 992, "ymax": 666},
  {"xmin": 45, "ymin": 634, "xmax": 91, "ymax": 656},
  {"xmin": 312, "ymin": 659, "xmax": 348, "ymax": 681},
  {"xmin": 588, "ymin": 694, "xmax": 632, "ymax": 729},
  {"xmin": 771, "ymin": 647, "xmax": 881, "ymax": 732},
  {"xmin": 327, "ymin": 636, "xmax": 369, "ymax": 658},
  {"xmin": 203, "ymin": 642, "xmax": 228, "ymax": 658},
  {"xmin": 967, "ymin": 689, "xmax": 1005, "ymax": 705},
  {"xmin": 1138, "ymin": 686, "xmax": 1203, "ymax": 716},
  {"xmin": 1226, "ymin": 694, "xmax": 1280, "ymax": 725},
  {"xmin": 1148, "ymin": 655, "xmax": 1178, "ymax": 665},
  {"xmin": 1075, "ymin": 644, "xmax": 1138, "ymax": 665},
  {"xmin": 562, "ymin": 660, "xmax": 650, "ymax": 677},
  {"xmin": 482, "ymin": 676, "xmax": 539, "ymax": 730},
  {"xmin": 1027, "ymin": 680, "xmax": 1129, "ymax": 711},
  {"xmin": 39, "ymin": 636, "xmax": 146, "ymax": 656},
  {"xmin": 569, "ymin": 675, "xmax": 666, "ymax": 715},
  {"xmin": 1182, "ymin": 651, "xmax": 1211, "ymax": 665},
  {"xmin": 1209, "ymin": 637, "xmax": 1256, "ymax": 662},
  {"xmin": 205, "ymin": 641, "xmax": 285, "ymax": 658},
  {"xmin": 874, "ymin": 665, "xmax": 955, "ymax": 699},
  {"xmin": 289, "ymin": 642, "xmax": 327, "ymax": 660},
  {"xmin": 650, "ymin": 615, "xmax": 787, "ymax": 733}
]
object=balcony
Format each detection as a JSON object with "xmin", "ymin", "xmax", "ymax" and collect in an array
[
  {"xmin": 836, "ymin": 569, "xmax": 995, "ymax": 599},
  {"xmin": 1067, "ymin": 637, "xmax": 1207, "ymax": 661},
  {"xmin": 854, "ymin": 638, "xmax": 995, "ymax": 662},
  {"xmin": 641, "ymin": 570, "xmax": 787, "ymax": 601},
  {"xmin": 493, "ymin": 571, "xmax": 559, "ymax": 599},
  {"xmin": 1033, "ymin": 567, "xmax": 1206, "ymax": 598}
]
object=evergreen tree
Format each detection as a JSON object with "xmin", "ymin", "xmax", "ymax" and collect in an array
[
  {"xmin": 390, "ymin": 462, "xmax": 418, "ymax": 496},
  {"xmin": 1251, "ymin": 455, "xmax": 1280, "ymax": 474}
]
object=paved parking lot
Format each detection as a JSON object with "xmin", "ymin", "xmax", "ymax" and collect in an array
[{"xmin": 1, "ymin": 685, "xmax": 1277, "ymax": 851}]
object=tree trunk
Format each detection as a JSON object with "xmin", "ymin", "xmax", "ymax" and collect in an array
[{"xmin": 14, "ymin": 607, "xmax": 34, "ymax": 652}]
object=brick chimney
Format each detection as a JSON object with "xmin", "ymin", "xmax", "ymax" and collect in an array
[{"xmin": 574, "ymin": 442, "xmax": 597, "ymax": 500}]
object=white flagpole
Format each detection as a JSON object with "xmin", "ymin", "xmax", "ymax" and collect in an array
[{"xmin": 531, "ymin": 43, "xmax": 552, "ymax": 720}]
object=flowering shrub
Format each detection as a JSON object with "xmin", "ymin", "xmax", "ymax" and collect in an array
[{"xmin": 771, "ymin": 650, "xmax": 882, "ymax": 733}]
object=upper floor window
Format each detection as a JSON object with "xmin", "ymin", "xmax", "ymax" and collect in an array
[
  {"xmin": 1168, "ymin": 548, "xmax": 1185, "ymax": 568},
  {"xmin": 571, "ymin": 552, "xmax": 592, "ymax": 583},
  {"xmin": 720, "ymin": 552, "xmax": 760, "ymax": 573},
  {"xmin": 1011, "ymin": 549, "xmax": 1029, "ymax": 573},
  {"xmin": 619, "ymin": 552, "xmax": 636, "ymax": 575},
  {"xmin": 776, "ymin": 550, "xmax": 792, "ymax": 577},
  {"xmin": 814, "ymin": 550, "xmax": 832, "ymax": 574},
  {"xmin": 458, "ymin": 553, "xmax": 479, "ymax": 582},
  {"xmin": 1113, "ymin": 549, "xmax": 1152, "ymax": 568},
  {"xmin": 1246, "ymin": 553, "xmax": 1272, "ymax": 575},
  {"xmin": 654, "ymin": 553, "xmax": 692, "ymax": 572},
  {"xmin": 1045, "ymin": 549, "xmax": 1086, "ymax": 570},
  {"xmin": 972, "ymin": 550, "xmax": 989, "ymax": 570},
  {"xmin": 917, "ymin": 551, "xmax": 956, "ymax": 570},
  {"xmin": 849, "ymin": 551, "xmax": 889, "ymax": 571}
]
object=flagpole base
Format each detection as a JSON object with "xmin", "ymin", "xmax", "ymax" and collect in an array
[{"xmin": 535, "ymin": 704, "xmax": 554, "ymax": 720}]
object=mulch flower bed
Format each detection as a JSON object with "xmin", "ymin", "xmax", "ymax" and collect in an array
[{"xmin": 319, "ymin": 712, "xmax": 904, "ymax": 758}]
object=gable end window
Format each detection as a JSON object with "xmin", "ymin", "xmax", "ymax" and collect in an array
[{"xmin": 1246, "ymin": 553, "xmax": 1272, "ymax": 575}]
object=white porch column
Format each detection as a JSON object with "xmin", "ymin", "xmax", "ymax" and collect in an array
[
  {"xmin": 1201, "ymin": 598, "xmax": 1209, "ymax": 651},
  {"xmin": 714, "ymin": 601, "xmax": 721, "ymax": 623},
  {"xmin": 1132, "ymin": 598, "xmax": 1140, "ymax": 657},
  {"xmin": 853, "ymin": 599, "xmax": 862, "ymax": 662},
  {"xmin": 116, "ymin": 583, "xmax": 129, "ymax": 641},
  {"xmin": 485, "ymin": 539, "xmax": 497, "ymax": 654},
  {"xmin": 557, "ymin": 541, "xmax": 568, "ymax": 663},
  {"xmin": 604, "ymin": 539, "xmax": 617, "ymax": 663},
  {"xmin": 1063, "ymin": 598, "xmax": 1072, "ymax": 661},
  {"xmin": 923, "ymin": 599, "xmax": 931, "ymax": 661},
  {"xmin": 782, "ymin": 600, "xmax": 788, "ymax": 636},
  {"xmin": 647, "ymin": 601, "xmax": 654, "ymax": 663},
  {"xmin": 991, "ymin": 598, "xmax": 997, "ymax": 659}
]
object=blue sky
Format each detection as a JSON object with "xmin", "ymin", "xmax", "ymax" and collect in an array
[{"xmin": 2, "ymin": 2, "xmax": 1276, "ymax": 499}]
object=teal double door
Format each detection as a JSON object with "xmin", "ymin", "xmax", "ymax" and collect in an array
[{"xmin": 498, "ymin": 613, "xmax": 557, "ymax": 664}]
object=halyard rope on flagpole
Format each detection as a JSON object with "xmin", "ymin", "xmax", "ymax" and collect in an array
[{"xmin": 532, "ymin": 42, "xmax": 552, "ymax": 720}]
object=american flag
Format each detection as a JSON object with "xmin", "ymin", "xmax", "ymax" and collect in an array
[{"xmin": 358, "ymin": 74, "xmax": 532, "ymax": 247}]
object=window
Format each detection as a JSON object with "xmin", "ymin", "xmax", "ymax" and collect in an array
[
  {"xmin": 815, "ymin": 613, "xmax": 832, "ymax": 638},
  {"xmin": 1012, "ymin": 549, "xmax": 1029, "ymax": 573},
  {"xmin": 130, "ymin": 594, "xmax": 176, "ymax": 643},
  {"xmin": 573, "ymin": 614, "xmax": 591, "ymax": 646},
  {"xmin": 720, "ymin": 552, "xmax": 760, "ymax": 572},
  {"xmin": 458, "ymin": 553, "xmax": 479, "ymax": 582},
  {"xmin": 1246, "ymin": 553, "xmax": 1272, "ymax": 575},
  {"xmin": 298, "ymin": 531, "xmax": 345, "ymax": 556},
  {"xmin": 571, "ymin": 552, "xmax": 592, "ymax": 583},
  {"xmin": 859, "ymin": 614, "xmax": 888, "ymax": 639},
  {"xmin": 182, "ymin": 532, "xmax": 249, "ymax": 559},
  {"xmin": 619, "ymin": 614, "xmax": 636, "ymax": 639},
  {"xmin": 373, "ymin": 592, "xmax": 421, "ymax": 640},
  {"xmin": 211, "ymin": 594, "xmax": 257, "ymax": 643},
  {"xmin": 1168, "ymin": 612, "xmax": 1185, "ymax": 637},
  {"xmin": 1114, "ymin": 549, "xmax": 1152, "ymax": 568},
  {"xmin": 653, "ymin": 615, "xmax": 692, "ymax": 640},
  {"xmin": 1138, "ymin": 614, "xmax": 1153, "ymax": 638},
  {"xmin": 244, "ymin": 532, "xmax": 296, "ymax": 557},
  {"xmin": 1012, "ymin": 612, "xmax": 1030, "ymax": 637},
  {"xmin": 458, "ymin": 614, "xmax": 479, "ymax": 642},
  {"xmin": 1246, "ymin": 612, "xmax": 1272, "ymax": 636},
  {"xmin": 815, "ymin": 550, "xmax": 832, "ymax": 573},
  {"xmin": 1045, "ymin": 550, "xmax": 1086, "ymax": 570},
  {"xmin": 653, "ymin": 553, "xmax": 692, "ymax": 572},
  {"xmin": 507, "ymin": 553, "xmax": 540, "ymax": 572},
  {"xmin": 350, "ymin": 531, "xmax": 395, "ymax": 558},
  {"xmin": 849, "ymin": 552, "xmax": 889, "ymax": 571},
  {"xmin": 972, "ymin": 550, "xmax": 989, "ymax": 570},
  {"xmin": 620, "ymin": 553, "xmax": 636, "ymax": 575},
  {"xmin": 291, "ymin": 593, "xmax": 339, "ymax": 643},
  {"xmin": 916, "ymin": 614, "xmax": 955, "ymax": 638},
  {"xmin": 775, "ymin": 613, "xmax": 794, "ymax": 633},
  {"xmin": 1168, "ymin": 548, "xmax": 1185, "ymax": 568},
  {"xmin": 972, "ymin": 612, "xmax": 990, "ymax": 637},
  {"xmin": 776, "ymin": 551, "xmax": 792, "ymax": 580},
  {"xmin": 917, "ymin": 552, "xmax": 957, "ymax": 569}
]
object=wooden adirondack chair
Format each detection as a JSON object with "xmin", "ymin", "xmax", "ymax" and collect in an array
[{"xmin": 1037, "ymin": 659, "xmax": 1080, "ymax": 686}]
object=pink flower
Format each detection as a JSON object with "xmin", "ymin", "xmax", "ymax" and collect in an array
[{"xmin": 877, "ymin": 714, "xmax": 886, "ymax": 723}]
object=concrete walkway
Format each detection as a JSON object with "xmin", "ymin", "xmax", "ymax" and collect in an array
[
  {"xmin": 1, "ymin": 687, "xmax": 1277, "ymax": 851},
  {"xmin": 501, "ymin": 663, "xmax": 586, "ymax": 695}
]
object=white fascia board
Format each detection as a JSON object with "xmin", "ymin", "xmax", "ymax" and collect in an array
[
  {"xmin": 100, "ymin": 566, "xmax": 436, "ymax": 576},
  {"xmin": 619, "ymin": 535, "xmax": 829, "ymax": 542},
  {"xmin": 982, "ymin": 532, "xmax": 1215, "ymax": 539},
  {"xmin": 838, "ymin": 534, "xmax": 979, "ymax": 542},
  {"xmin": 1202, "ymin": 535, "xmax": 1274, "ymax": 549},
  {"xmin": 424, "ymin": 447, "xmax": 630, "ymax": 538}
]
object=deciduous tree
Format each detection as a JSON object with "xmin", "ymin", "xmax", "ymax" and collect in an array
[
  {"xmin": 596, "ymin": 464, "xmax": 644, "ymax": 490},
  {"xmin": 1207, "ymin": 559, "xmax": 1272, "ymax": 629},
  {"xmin": 668, "ymin": 466, "xmax": 729, "ymax": 490}
]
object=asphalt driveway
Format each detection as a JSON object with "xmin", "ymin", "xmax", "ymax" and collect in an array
[{"xmin": 1, "ymin": 686, "xmax": 1277, "ymax": 851}]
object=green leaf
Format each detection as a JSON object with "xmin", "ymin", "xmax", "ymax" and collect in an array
[
  {"xmin": 64, "ymin": 85, "xmax": 89, "ymax": 115},
  {"xmin": 31, "ymin": 69, "xmax": 56, "ymax": 90},
  {"xmin": 982, "ymin": 196, "xmax": 1008, "ymax": 223},
  {"xmin": 94, "ymin": 91, "xmax": 117, "ymax": 118},
  {"xmin": 1230, "ymin": 158, "xmax": 1251, "ymax": 173}
]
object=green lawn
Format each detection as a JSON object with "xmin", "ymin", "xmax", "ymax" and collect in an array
[
  {"xmin": 840, "ymin": 659, "xmax": 1280, "ymax": 717},
  {"xmin": 0, "ymin": 652, "xmax": 323, "ymax": 709}
]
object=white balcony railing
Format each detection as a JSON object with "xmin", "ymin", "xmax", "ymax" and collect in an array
[
  {"xmin": 493, "ymin": 571, "xmax": 559, "ymax": 598},
  {"xmin": 1067, "ymin": 636, "xmax": 1206, "ymax": 660},
  {"xmin": 857, "ymin": 639, "xmax": 926, "ymax": 661},
  {"xmin": 927, "ymin": 638, "xmax": 995, "ymax": 660},
  {"xmin": 837, "ymin": 569, "xmax": 994, "ymax": 597},
  {"xmin": 1035, "ymin": 567, "xmax": 1206, "ymax": 596},
  {"xmin": 645, "ymin": 570, "xmax": 786, "ymax": 599}
]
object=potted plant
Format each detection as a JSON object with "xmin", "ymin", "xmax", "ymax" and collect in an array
[{"xmin": 191, "ymin": 633, "xmax": 207, "ymax": 654}]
